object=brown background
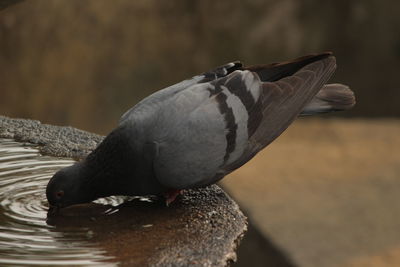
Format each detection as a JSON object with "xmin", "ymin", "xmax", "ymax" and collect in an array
[
  {"xmin": 1, "ymin": 1, "xmax": 400, "ymax": 266},
  {"xmin": 0, "ymin": 0, "xmax": 399, "ymax": 134}
]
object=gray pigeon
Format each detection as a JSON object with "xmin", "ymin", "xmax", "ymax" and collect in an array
[{"xmin": 46, "ymin": 52, "xmax": 355, "ymax": 209}]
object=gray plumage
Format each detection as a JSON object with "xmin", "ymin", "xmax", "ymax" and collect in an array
[{"xmin": 46, "ymin": 52, "xmax": 355, "ymax": 208}]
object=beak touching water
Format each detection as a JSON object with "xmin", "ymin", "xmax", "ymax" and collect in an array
[{"xmin": 47, "ymin": 205, "xmax": 61, "ymax": 216}]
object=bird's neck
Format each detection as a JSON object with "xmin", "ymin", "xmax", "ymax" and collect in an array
[{"xmin": 81, "ymin": 126, "xmax": 138, "ymax": 199}]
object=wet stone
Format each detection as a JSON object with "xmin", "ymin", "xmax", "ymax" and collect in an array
[{"xmin": 0, "ymin": 115, "xmax": 247, "ymax": 266}]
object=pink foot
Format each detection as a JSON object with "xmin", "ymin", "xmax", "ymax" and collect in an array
[{"xmin": 163, "ymin": 189, "xmax": 182, "ymax": 206}]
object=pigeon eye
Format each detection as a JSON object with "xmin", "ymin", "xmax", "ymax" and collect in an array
[{"xmin": 55, "ymin": 190, "xmax": 64, "ymax": 199}]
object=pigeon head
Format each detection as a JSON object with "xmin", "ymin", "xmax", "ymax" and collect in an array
[
  {"xmin": 46, "ymin": 127, "xmax": 142, "ymax": 210},
  {"xmin": 46, "ymin": 163, "xmax": 92, "ymax": 209}
]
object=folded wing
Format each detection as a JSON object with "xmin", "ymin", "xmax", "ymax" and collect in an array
[{"xmin": 152, "ymin": 53, "xmax": 338, "ymax": 188}]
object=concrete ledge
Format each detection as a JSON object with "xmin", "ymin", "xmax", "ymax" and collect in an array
[
  {"xmin": 0, "ymin": 115, "xmax": 247, "ymax": 266},
  {"xmin": 0, "ymin": 116, "xmax": 103, "ymax": 159}
]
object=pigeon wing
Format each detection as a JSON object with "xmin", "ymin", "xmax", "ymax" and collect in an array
[
  {"xmin": 150, "ymin": 54, "xmax": 336, "ymax": 189},
  {"xmin": 223, "ymin": 54, "xmax": 336, "ymax": 173}
]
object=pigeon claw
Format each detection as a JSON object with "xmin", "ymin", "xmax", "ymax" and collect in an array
[{"xmin": 163, "ymin": 189, "xmax": 182, "ymax": 206}]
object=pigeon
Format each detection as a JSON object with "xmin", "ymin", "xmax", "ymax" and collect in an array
[{"xmin": 46, "ymin": 52, "xmax": 355, "ymax": 209}]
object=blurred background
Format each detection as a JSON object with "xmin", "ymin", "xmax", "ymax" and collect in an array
[
  {"xmin": 0, "ymin": 1, "xmax": 399, "ymax": 267},
  {"xmin": 1, "ymin": 0, "xmax": 399, "ymax": 133}
]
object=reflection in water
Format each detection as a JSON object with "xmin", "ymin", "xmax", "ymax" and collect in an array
[
  {"xmin": 0, "ymin": 139, "xmax": 121, "ymax": 266},
  {"xmin": 0, "ymin": 138, "xmax": 196, "ymax": 266}
]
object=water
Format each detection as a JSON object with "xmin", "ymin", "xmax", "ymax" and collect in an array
[
  {"xmin": 0, "ymin": 138, "xmax": 243, "ymax": 266},
  {"xmin": 0, "ymin": 138, "xmax": 120, "ymax": 266}
]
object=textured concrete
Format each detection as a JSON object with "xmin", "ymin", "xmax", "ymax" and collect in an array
[
  {"xmin": 223, "ymin": 118, "xmax": 400, "ymax": 267},
  {"xmin": 0, "ymin": 116, "xmax": 103, "ymax": 159},
  {"xmin": 0, "ymin": 115, "xmax": 247, "ymax": 266}
]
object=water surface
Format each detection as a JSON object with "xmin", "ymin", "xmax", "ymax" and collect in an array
[
  {"xmin": 0, "ymin": 138, "xmax": 121, "ymax": 266},
  {"xmin": 0, "ymin": 138, "xmax": 239, "ymax": 266}
]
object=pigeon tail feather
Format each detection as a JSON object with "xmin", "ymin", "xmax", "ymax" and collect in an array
[{"xmin": 300, "ymin": 83, "xmax": 356, "ymax": 116}]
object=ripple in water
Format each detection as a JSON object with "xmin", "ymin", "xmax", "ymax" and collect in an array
[{"xmin": 0, "ymin": 138, "xmax": 125, "ymax": 266}]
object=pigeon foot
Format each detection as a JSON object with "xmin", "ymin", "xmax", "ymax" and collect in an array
[{"xmin": 163, "ymin": 189, "xmax": 182, "ymax": 206}]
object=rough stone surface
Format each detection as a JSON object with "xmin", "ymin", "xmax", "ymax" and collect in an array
[
  {"xmin": 0, "ymin": 115, "xmax": 103, "ymax": 159},
  {"xmin": 0, "ymin": 115, "xmax": 247, "ymax": 266}
]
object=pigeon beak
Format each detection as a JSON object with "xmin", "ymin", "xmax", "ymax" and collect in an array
[{"xmin": 48, "ymin": 205, "xmax": 60, "ymax": 216}]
